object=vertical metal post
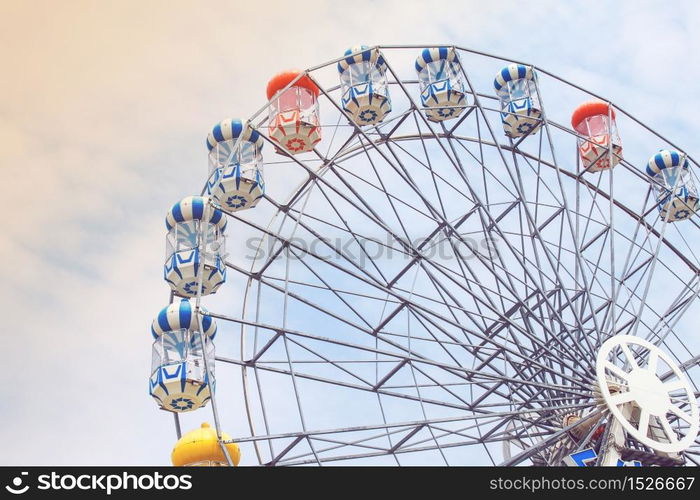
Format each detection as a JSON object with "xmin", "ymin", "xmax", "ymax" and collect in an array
[{"xmin": 194, "ymin": 200, "xmax": 234, "ymax": 466}]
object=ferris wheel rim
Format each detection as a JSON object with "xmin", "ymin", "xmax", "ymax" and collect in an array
[{"xmin": 245, "ymin": 130, "xmax": 700, "ymax": 275}]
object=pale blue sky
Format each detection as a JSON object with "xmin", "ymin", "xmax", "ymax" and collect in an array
[{"xmin": 0, "ymin": 0, "xmax": 698, "ymax": 465}]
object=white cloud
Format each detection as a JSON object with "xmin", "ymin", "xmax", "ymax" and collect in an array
[{"xmin": 0, "ymin": 0, "xmax": 697, "ymax": 464}]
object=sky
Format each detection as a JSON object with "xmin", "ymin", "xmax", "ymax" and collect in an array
[{"xmin": 0, "ymin": 0, "xmax": 698, "ymax": 465}]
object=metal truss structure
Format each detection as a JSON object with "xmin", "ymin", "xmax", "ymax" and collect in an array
[{"xmin": 173, "ymin": 45, "xmax": 700, "ymax": 466}]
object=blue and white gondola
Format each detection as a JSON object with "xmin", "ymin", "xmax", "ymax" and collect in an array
[
  {"xmin": 149, "ymin": 299, "xmax": 217, "ymax": 413},
  {"xmin": 493, "ymin": 63, "xmax": 542, "ymax": 138},
  {"xmin": 415, "ymin": 47, "xmax": 467, "ymax": 122},
  {"xmin": 337, "ymin": 46, "xmax": 392, "ymax": 126},
  {"xmin": 646, "ymin": 150, "xmax": 699, "ymax": 222},
  {"xmin": 164, "ymin": 196, "xmax": 227, "ymax": 297},
  {"xmin": 206, "ymin": 118, "xmax": 265, "ymax": 212}
]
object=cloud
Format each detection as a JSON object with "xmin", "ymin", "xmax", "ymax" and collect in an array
[{"xmin": 0, "ymin": 0, "xmax": 698, "ymax": 464}]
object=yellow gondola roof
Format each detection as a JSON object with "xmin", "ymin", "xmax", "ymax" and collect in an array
[{"xmin": 171, "ymin": 422, "xmax": 241, "ymax": 466}]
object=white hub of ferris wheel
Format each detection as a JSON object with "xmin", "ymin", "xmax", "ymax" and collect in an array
[{"xmin": 596, "ymin": 335, "xmax": 699, "ymax": 454}]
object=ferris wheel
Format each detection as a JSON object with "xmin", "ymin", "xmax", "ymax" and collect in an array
[{"xmin": 149, "ymin": 45, "xmax": 700, "ymax": 467}]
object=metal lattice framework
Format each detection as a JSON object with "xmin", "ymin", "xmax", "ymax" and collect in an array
[{"xmin": 172, "ymin": 45, "xmax": 700, "ymax": 466}]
